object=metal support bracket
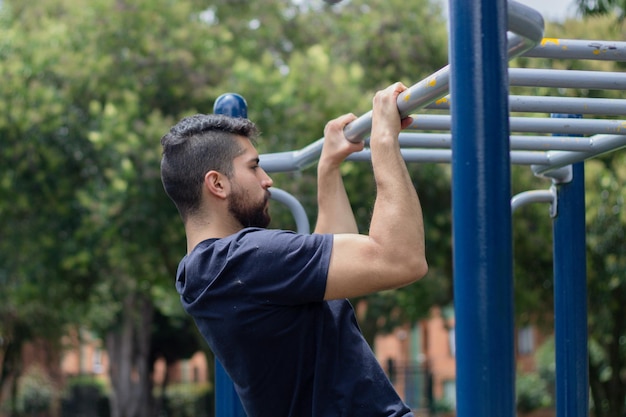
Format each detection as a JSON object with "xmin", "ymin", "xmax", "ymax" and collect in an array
[{"xmin": 511, "ymin": 186, "xmax": 558, "ymax": 218}]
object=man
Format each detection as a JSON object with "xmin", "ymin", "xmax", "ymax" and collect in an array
[{"xmin": 160, "ymin": 82, "xmax": 428, "ymax": 416}]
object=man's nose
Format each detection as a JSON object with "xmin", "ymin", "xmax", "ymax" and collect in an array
[{"xmin": 262, "ymin": 171, "xmax": 273, "ymax": 188}]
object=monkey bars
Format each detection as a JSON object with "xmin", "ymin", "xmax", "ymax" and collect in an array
[{"xmin": 214, "ymin": 1, "xmax": 626, "ymax": 416}]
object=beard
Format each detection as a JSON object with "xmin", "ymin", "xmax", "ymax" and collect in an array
[{"xmin": 228, "ymin": 186, "xmax": 271, "ymax": 229}]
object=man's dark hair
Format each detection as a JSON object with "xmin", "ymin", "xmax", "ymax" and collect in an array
[{"xmin": 160, "ymin": 114, "xmax": 259, "ymax": 222}]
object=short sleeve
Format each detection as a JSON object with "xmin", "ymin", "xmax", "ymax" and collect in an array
[{"xmin": 184, "ymin": 228, "xmax": 333, "ymax": 306}]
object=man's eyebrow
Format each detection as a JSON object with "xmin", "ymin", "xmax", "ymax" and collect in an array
[{"xmin": 248, "ymin": 157, "xmax": 260, "ymax": 164}]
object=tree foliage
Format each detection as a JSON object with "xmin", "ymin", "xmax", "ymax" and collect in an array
[
  {"xmin": 0, "ymin": 0, "xmax": 624, "ymax": 416},
  {"xmin": 0, "ymin": 0, "xmax": 449, "ymax": 415}
]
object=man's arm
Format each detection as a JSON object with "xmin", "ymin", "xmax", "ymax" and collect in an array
[
  {"xmin": 314, "ymin": 113, "xmax": 363, "ymax": 234},
  {"xmin": 324, "ymin": 83, "xmax": 428, "ymax": 300}
]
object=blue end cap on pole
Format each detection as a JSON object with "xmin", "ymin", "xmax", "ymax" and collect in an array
[{"xmin": 214, "ymin": 93, "xmax": 248, "ymax": 118}]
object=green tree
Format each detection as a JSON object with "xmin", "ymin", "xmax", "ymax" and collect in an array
[
  {"xmin": 0, "ymin": 0, "xmax": 101, "ymax": 412},
  {"xmin": 1, "ymin": 0, "xmax": 453, "ymax": 416},
  {"xmin": 586, "ymin": 155, "xmax": 626, "ymax": 417},
  {"xmin": 0, "ymin": 0, "xmax": 216, "ymax": 414}
]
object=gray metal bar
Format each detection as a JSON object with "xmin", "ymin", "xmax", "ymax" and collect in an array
[
  {"xmin": 509, "ymin": 95, "xmax": 626, "ymax": 115},
  {"xmin": 510, "ymin": 68, "xmax": 626, "ymax": 90},
  {"xmin": 397, "ymin": 132, "xmax": 602, "ymax": 152},
  {"xmin": 511, "ymin": 188, "xmax": 556, "ymax": 216},
  {"xmin": 342, "ymin": 0, "xmax": 544, "ymax": 143},
  {"xmin": 269, "ymin": 188, "xmax": 310, "ymax": 234},
  {"xmin": 532, "ymin": 134, "xmax": 626, "ymax": 175},
  {"xmin": 507, "ymin": 1, "xmax": 544, "ymax": 44},
  {"xmin": 427, "ymin": 95, "xmax": 626, "ymax": 116},
  {"xmin": 346, "ymin": 149, "xmax": 454, "ymax": 164},
  {"xmin": 524, "ymin": 38, "xmax": 626, "ymax": 61},
  {"xmin": 260, "ymin": 132, "xmax": 625, "ymax": 172},
  {"xmin": 259, "ymin": 139, "xmax": 324, "ymax": 173},
  {"xmin": 345, "ymin": 149, "xmax": 551, "ymax": 165},
  {"xmin": 510, "ymin": 116, "xmax": 626, "ymax": 136},
  {"xmin": 510, "ymin": 151, "xmax": 553, "ymax": 165},
  {"xmin": 407, "ymin": 114, "xmax": 626, "ymax": 136}
]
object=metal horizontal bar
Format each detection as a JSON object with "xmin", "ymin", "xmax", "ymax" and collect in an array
[
  {"xmin": 397, "ymin": 132, "xmax": 600, "ymax": 151},
  {"xmin": 427, "ymin": 95, "xmax": 626, "ymax": 116},
  {"xmin": 524, "ymin": 38, "xmax": 626, "ymax": 62},
  {"xmin": 532, "ymin": 134, "xmax": 626, "ymax": 175},
  {"xmin": 260, "ymin": 130, "xmax": 625, "ymax": 173},
  {"xmin": 261, "ymin": 146, "xmax": 553, "ymax": 172},
  {"xmin": 509, "ymin": 68, "xmax": 626, "ymax": 90},
  {"xmin": 345, "ymin": 149, "xmax": 551, "ymax": 165},
  {"xmin": 259, "ymin": 139, "xmax": 324, "ymax": 173},
  {"xmin": 407, "ymin": 114, "xmax": 626, "ymax": 135}
]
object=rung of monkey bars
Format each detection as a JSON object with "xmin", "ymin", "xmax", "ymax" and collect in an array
[
  {"xmin": 406, "ymin": 115, "xmax": 626, "ymax": 136},
  {"xmin": 427, "ymin": 95, "xmax": 626, "ymax": 116},
  {"xmin": 524, "ymin": 38, "xmax": 626, "ymax": 61},
  {"xmin": 397, "ymin": 133, "xmax": 613, "ymax": 152},
  {"xmin": 509, "ymin": 68, "xmax": 626, "ymax": 90}
]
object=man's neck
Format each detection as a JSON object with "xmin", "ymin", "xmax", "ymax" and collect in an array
[{"xmin": 185, "ymin": 217, "xmax": 243, "ymax": 253}]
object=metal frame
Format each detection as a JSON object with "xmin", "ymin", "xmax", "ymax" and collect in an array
[{"xmin": 216, "ymin": 0, "xmax": 626, "ymax": 416}]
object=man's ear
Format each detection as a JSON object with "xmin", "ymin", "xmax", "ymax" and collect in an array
[{"xmin": 204, "ymin": 170, "xmax": 229, "ymax": 199}]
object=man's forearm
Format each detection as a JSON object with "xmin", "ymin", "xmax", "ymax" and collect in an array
[
  {"xmin": 369, "ymin": 137, "xmax": 424, "ymax": 251},
  {"xmin": 367, "ymin": 84, "xmax": 426, "ymax": 268},
  {"xmin": 314, "ymin": 161, "xmax": 358, "ymax": 234}
]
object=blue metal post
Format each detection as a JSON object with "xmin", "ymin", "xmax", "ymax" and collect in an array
[
  {"xmin": 214, "ymin": 93, "xmax": 248, "ymax": 417},
  {"xmin": 551, "ymin": 113, "xmax": 589, "ymax": 417},
  {"xmin": 553, "ymin": 163, "xmax": 589, "ymax": 417},
  {"xmin": 214, "ymin": 364, "xmax": 246, "ymax": 417},
  {"xmin": 449, "ymin": 0, "xmax": 515, "ymax": 416}
]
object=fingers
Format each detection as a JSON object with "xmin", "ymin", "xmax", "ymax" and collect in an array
[
  {"xmin": 370, "ymin": 82, "xmax": 409, "ymax": 138},
  {"xmin": 337, "ymin": 112, "xmax": 358, "ymax": 125},
  {"xmin": 322, "ymin": 112, "xmax": 363, "ymax": 164},
  {"xmin": 325, "ymin": 113, "xmax": 357, "ymax": 133},
  {"xmin": 400, "ymin": 116, "xmax": 413, "ymax": 130},
  {"xmin": 374, "ymin": 82, "xmax": 407, "ymax": 102}
]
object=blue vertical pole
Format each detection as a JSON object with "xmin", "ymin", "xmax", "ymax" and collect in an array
[
  {"xmin": 449, "ymin": 0, "xmax": 515, "ymax": 416},
  {"xmin": 214, "ymin": 93, "xmax": 248, "ymax": 417},
  {"xmin": 553, "ymin": 163, "xmax": 589, "ymax": 417},
  {"xmin": 215, "ymin": 364, "xmax": 246, "ymax": 417},
  {"xmin": 551, "ymin": 113, "xmax": 589, "ymax": 417}
]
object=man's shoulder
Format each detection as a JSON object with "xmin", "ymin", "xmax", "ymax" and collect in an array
[
  {"xmin": 183, "ymin": 228, "xmax": 333, "ymax": 280},
  {"xmin": 220, "ymin": 228, "xmax": 330, "ymax": 247}
]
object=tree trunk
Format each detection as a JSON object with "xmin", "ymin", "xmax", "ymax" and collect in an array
[
  {"xmin": 0, "ymin": 338, "xmax": 23, "ymax": 417},
  {"xmin": 106, "ymin": 293, "xmax": 154, "ymax": 417},
  {"xmin": 589, "ymin": 359, "xmax": 607, "ymax": 417}
]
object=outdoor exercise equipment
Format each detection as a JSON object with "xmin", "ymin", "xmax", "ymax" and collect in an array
[{"xmin": 212, "ymin": 1, "xmax": 626, "ymax": 416}]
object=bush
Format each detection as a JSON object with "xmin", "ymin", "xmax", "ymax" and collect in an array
[
  {"xmin": 61, "ymin": 375, "xmax": 110, "ymax": 417},
  {"xmin": 18, "ymin": 366, "xmax": 57, "ymax": 415},
  {"xmin": 516, "ymin": 372, "xmax": 553, "ymax": 413},
  {"xmin": 534, "ymin": 336, "xmax": 556, "ymax": 397},
  {"xmin": 431, "ymin": 397, "xmax": 454, "ymax": 415},
  {"xmin": 163, "ymin": 383, "xmax": 213, "ymax": 417}
]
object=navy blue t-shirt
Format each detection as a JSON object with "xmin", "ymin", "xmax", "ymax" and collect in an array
[{"xmin": 176, "ymin": 228, "xmax": 413, "ymax": 417}]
